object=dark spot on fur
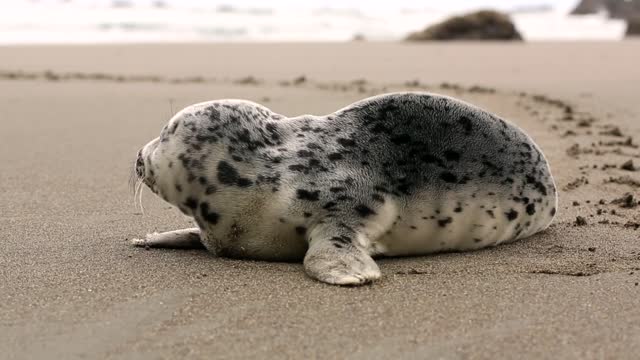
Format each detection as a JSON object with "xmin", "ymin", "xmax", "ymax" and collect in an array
[
  {"xmin": 297, "ymin": 150, "xmax": 314, "ymax": 158},
  {"xmin": 443, "ymin": 150, "xmax": 461, "ymax": 162},
  {"xmin": 506, "ymin": 209, "xmax": 519, "ymax": 221},
  {"xmin": 329, "ymin": 187, "xmax": 346, "ymax": 193},
  {"xmin": 184, "ymin": 197, "xmax": 198, "ymax": 210},
  {"xmin": 217, "ymin": 161, "xmax": 239, "ymax": 185},
  {"xmin": 440, "ymin": 172, "xmax": 457, "ymax": 183},
  {"xmin": 289, "ymin": 164, "xmax": 307, "ymax": 172},
  {"xmin": 297, "ymin": 189, "xmax": 320, "ymax": 201},
  {"xmin": 199, "ymin": 202, "xmax": 219, "ymax": 224},
  {"xmin": 237, "ymin": 178, "xmax": 252, "ymax": 187},
  {"xmin": 438, "ymin": 217, "xmax": 453, "ymax": 227},
  {"xmin": 526, "ymin": 203, "xmax": 536, "ymax": 215},
  {"xmin": 328, "ymin": 153, "xmax": 343, "ymax": 161},
  {"xmin": 390, "ymin": 134, "xmax": 411, "ymax": 144},
  {"xmin": 355, "ymin": 204, "xmax": 376, "ymax": 217},
  {"xmin": 323, "ymin": 201, "xmax": 338, "ymax": 210},
  {"xmin": 337, "ymin": 138, "xmax": 356, "ymax": 147},
  {"xmin": 295, "ymin": 226, "xmax": 307, "ymax": 235},
  {"xmin": 458, "ymin": 116, "xmax": 473, "ymax": 135}
]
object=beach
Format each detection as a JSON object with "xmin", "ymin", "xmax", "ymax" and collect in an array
[{"xmin": 1, "ymin": 41, "xmax": 640, "ymax": 359}]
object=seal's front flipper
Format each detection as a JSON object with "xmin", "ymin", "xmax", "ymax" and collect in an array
[
  {"xmin": 303, "ymin": 226, "xmax": 381, "ymax": 286},
  {"xmin": 131, "ymin": 228, "xmax": 205, "ymax": 249}
]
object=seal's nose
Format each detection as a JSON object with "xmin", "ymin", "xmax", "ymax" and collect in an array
[{"xmin": 135, "ymin": 150, "xmax": 145, "ymax": 178}]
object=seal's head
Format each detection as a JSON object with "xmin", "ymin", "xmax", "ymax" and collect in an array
[
  {"xmin": 133, "ymin": 123, "xmax": 195, "ymax": 214},
  {"xmin": 132, "ymin": 99, "xmax": 279, "ymax": 216}
]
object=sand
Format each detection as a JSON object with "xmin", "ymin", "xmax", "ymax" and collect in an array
[{"xmin": 1, "ymin": 41, "xmax": 639, "ymax": 359}]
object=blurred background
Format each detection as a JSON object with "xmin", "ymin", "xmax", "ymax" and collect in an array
[
  {"xmin": 2, "ymin": 2, "xmax": 640, "ymax": 359},
  {"xmin": 2, "ymin": 0, "xmax": 639, "ymax": 44}
]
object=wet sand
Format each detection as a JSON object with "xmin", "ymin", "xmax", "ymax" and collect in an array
[{"xmin": 1, "ymin": 41, "xmax": 639, "ymax": 359}]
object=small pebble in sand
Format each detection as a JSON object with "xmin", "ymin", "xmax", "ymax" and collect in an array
[
  {"xmin": 588, "ymin": 247, "xmax": 596, "ymax": 252},
  {"xmin": 575, "ymin": 216, "xmax": 588, "ymax": 226},
  {"xmin": 572, "ymin": 201, "xmax": 580, "ymax": 206},
  {"xmin": 293, "ymin": 75, "xmax": 307, "ymax": 85},
  {"xmin": 600, "ymin": 126, "xmax": 624, "ymax": 137},
  {"xmin": 606, "ymin": 176, "xmax": 640, "ymax": 187},
  {"xmin": 611, "ymin": 193, "xmax": 638, "ymax": 208},
  {"xmin": 404, "ymin": 80, "xmax": 421, "ymax": 87},
  {"xmin": 621, "ymin": 160, "xmax": 636, "ymax": 171},
  {"xmin": 577, "ymin": 119, "xmax": 592, "ymax": 127},
  {"xmin": 234, "ymin": 75, "xmax": 260, "ymax": 85}
]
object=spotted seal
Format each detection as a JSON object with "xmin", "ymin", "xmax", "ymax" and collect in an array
[{"xmin": 132, "ymin": 92, "xmax": 557, "ymax": 285}]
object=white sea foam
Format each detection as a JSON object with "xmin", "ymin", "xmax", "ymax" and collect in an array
[{"xmin": 0, "ymin": 0, "xmax": 627, "ymax": 44}]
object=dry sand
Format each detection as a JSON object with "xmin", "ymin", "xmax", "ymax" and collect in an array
[{"xmin": 1, "ymin": 41, "xmax": 639, "ymax": 359}]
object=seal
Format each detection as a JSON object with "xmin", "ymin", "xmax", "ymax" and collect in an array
[{"xmin": 132, "ymin": 92, "xmax": 557, "ymax": 285}]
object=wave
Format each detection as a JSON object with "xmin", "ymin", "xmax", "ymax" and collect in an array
[{"xmin": 0, "ymin": 1, "xmax": 627, "ymax": 44}]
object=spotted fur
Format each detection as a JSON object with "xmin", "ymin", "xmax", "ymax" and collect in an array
[{"xmin": 133, "ymin": 92, "xmax": 557, "ymax": 285}]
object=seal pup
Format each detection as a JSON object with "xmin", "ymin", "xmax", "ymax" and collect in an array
[{"xmin": 132, "ymin": 92, "xmax": 557, "ymax": 285}]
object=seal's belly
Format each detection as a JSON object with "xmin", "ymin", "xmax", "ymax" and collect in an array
[{"xmin": 373, "ymin": 189, "xmax": 555, "ymax": 257}]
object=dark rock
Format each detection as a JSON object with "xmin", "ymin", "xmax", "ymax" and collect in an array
[
  {"xmin": 621, "ymin": 159, "xmax": 636, "ymax": 171},
  {"xmin": 352, "ymin": 33, "xmax": 366, "ymax": 41},
  {"xmin": 611, "ymin": 193, "xmax": 638, "ymax": 208},
  {"xmin": 406, "ymin": 10, "xmax": 522, "ymax": 41},
  {"xmin": 571, "ymin": 0, "xmax": 640, "ymax": 20},
  {"xmin": 627, "ymin": 16, "xmax": 640, "ymax": 36}
]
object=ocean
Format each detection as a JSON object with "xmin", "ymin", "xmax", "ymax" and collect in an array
[{"xmin": 0, "ymin": 0, "xmax": 628, "ymax": 44}]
